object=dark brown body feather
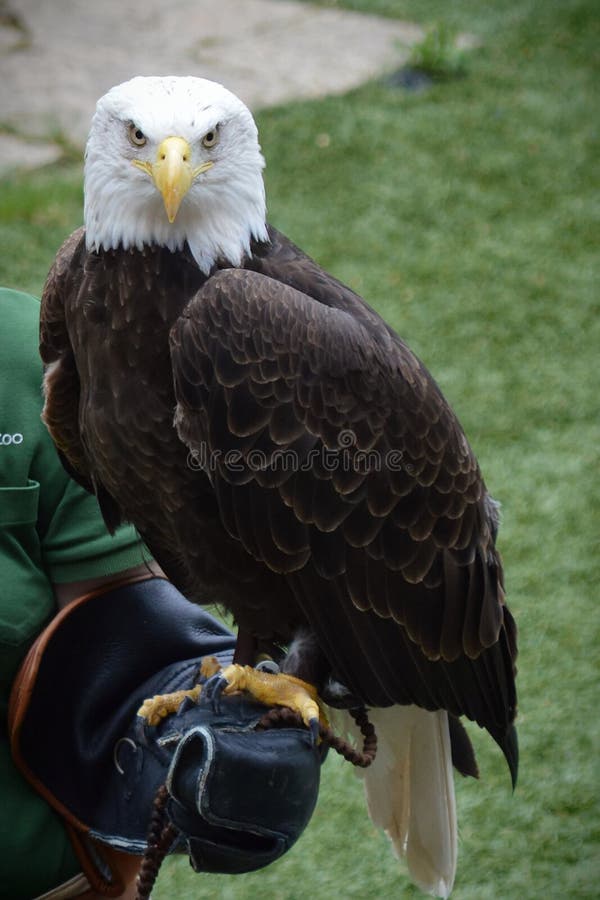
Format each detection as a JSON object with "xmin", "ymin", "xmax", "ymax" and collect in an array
[{"xmin": 41, "ymin": 224, "xmax": 518, "ymax": 780}]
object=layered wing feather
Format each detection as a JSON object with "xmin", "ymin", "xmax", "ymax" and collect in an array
[
  {"xmin": 40, "ymin": 228, "xmax": 123, "ymax": 530},
  {"xmin": 40, "ymin": 228, "xmax": 89, "ymax": 475},
  {"xmin": 170, "ymin": 262, "xmax": 517, "ymax": 778}
]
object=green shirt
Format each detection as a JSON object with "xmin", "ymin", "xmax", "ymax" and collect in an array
[{"xmin": 0, "ymin": 287, "xmax": 150, "ymax": 898}]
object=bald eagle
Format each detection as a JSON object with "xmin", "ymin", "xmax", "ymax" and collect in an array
[{"xmin": 41, "ymin": 76, "xmax": 517, "ymax": 898}]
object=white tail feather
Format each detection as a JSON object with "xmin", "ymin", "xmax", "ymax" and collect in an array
[{"xmin": 338, "ymin": 706, "xmax": 457, "ymax": 898}]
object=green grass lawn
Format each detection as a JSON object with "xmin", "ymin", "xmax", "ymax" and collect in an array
[{"xmin": 1, "ymin": 0, "xmax": 598, "ymax": 897}]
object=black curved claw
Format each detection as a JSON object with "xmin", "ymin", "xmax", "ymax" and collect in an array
[
  {"xmin": 309, "ymin": 717, "xmax": 320, "ymax": 747},
  {"xmin": 178, "ymin": 695, "xmax": 198, "ymax": 716},
  {"xmin": 200, "ymin": 673, "xmax": 229, "ymax": 714}
]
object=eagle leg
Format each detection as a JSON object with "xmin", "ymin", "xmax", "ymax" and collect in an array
[
  {"xmin": 201, "ymin": 658, "xmax": 328, "ymax": 742},
  {"xmin": 233, "ymin": 628, "xmax": 259, "ymax": 666},
  {"xmin": 137, "ymin": 684, "xmax": 202, "ymax": 726}
]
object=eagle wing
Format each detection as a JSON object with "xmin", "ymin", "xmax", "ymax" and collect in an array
[
  {"xmin": 39, "ymin": 228, "xmax": 123, "ymax": 532},
  {"xmin": 170, "ymin": 266, "xmax": 518, "ymax": 778},
  {"xmin": 40, "ymin": 228, "xmax": 88, "ymax": 474}
]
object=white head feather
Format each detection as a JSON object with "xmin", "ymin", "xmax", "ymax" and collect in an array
[{"xmin": 84, "ymin": 75, "xmax": 268, "ymax": 273}]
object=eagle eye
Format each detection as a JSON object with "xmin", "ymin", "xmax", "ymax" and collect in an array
[
  {"xmin": 128, "ymin": 123, "xmax": 147, "ymax": 147},
  {"xmin": 201, "ymin": 127, "xmax": 219, "ymax": 149}
]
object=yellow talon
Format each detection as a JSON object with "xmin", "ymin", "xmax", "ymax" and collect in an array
[
  {"xmin": 216, "ymin": 662, "xmax": 329, "ymax": 733},
  {"xmin": 200, "ymin": 655, "xmax": 223, "ymax": 679},
  {"xmin": 137, "ymin": 655, "xmax": 329, "ymax": 736},
  {"xmin": 137, "ymin": 684, "xmax": 202, "ymax": 726},
  {"xmin": 138, "ymin": 655, "xmax": 221, "ymax": 726}
]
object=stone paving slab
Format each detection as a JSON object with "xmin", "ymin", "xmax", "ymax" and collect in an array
[{"xmin": 0, "ymin": 0, "xmax": 425, "ymax": 173}]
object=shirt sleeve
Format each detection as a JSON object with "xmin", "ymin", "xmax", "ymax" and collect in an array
[{"xmin": 41, "ymin": 477, "xmax": 151, "ymax": 584}]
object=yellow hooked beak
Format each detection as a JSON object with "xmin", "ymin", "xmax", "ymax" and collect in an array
[{"xmin": 132, "ymin": 136, "xmax": 213, "ymax": 223}]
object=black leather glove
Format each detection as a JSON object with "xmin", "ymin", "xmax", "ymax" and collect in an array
[
  {"xmin": 164, "ymin": 695, "xmax": 320, "ymax": 873},
  {"xmin": 9, "ymin": 578, "xmax": 321, "ymax": 885}
]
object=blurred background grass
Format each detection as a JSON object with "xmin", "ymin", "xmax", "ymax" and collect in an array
[{"xmin": 1, "ymin": 0, "xmax": 598, "ymax": 896}]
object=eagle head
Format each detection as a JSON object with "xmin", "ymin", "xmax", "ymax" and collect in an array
[{"xmin": 84, "ymin": 75, "xmax": 268, "ymax": 273}]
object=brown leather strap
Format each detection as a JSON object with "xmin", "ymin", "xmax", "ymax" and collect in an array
[
  {"xmin": 8, "ymin": 575, "xmax": 156, "ymax": 897},
  {"xmin": 33, "ymin": 844, "xmax": 141, "ymax": 899},
  {"xmin": 9, "ymin": 572, "xmax": 155, "ymax": 746},
  {"xmin": 34, "ymin": 873, "xmax": 90, "ymax": 899},
  {"xmin": 74, "ymin": 844, "xmax": 141, "ymax": 899}
]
